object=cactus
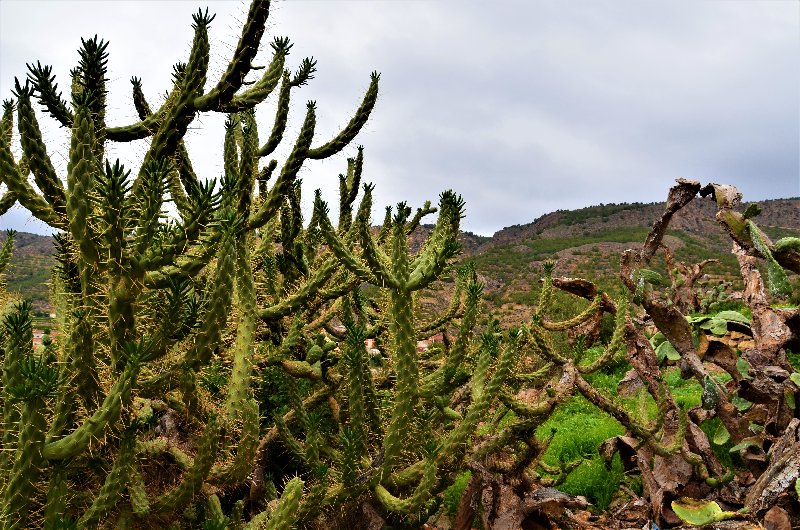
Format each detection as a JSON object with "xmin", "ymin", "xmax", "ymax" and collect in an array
[{"xmin": 0, "ymin": 0, "xmax": 379, "ymax": 526}]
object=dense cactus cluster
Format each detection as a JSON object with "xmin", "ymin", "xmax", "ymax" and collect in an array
[{"xmin": 1, "ymin": 1, "xmax": 798, "ymax": 528}]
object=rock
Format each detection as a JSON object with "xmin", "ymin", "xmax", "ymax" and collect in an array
[{"xmin": 762, "ymin": 506, "xmax": 791, "ymax": 530}]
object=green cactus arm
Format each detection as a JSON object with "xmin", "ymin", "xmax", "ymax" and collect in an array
[
  {"xmin": 185, "ymin": 232, "xmax": 237, "ymax": 368},
  {"xmin": 133, "ymin": 10, "xmax": 213, "ymax": 194},
  {"xmin": 747, "ymin": 219, "xmax": 791, "ymax": 295},
  {"xmin": 577, "ymin": 297, "xmax": 627, "ymax": 374},
  {"xmin": 66, "ymin": 96, "xmax": 101, "ymax": 266},
  {"xmin": 420, "ymin": 282, "xmax": 482, "ymax": 397},
  {"xmin": 43, "ymin": 465, "xmax": 70, "ymax": 530},
  {"xmin": 337, "ymin": 146, "xmax": 364, "ymax": 231},
  {"xmin": 128, "ymin": 467, "xmax": 150, "ymax": 517},
  {"xmin": 380, "ymin": 289, "xmax": 420, "ymax": 476},
  {"xmin": 526, "ymin": 323, "xmax": 570, "ymax": 365},
  {"xmin": 405, "ymin": 200, "xmax": 437, "ymax": 234},
  {"xmin": 224, "ymin": 238, "xmax": 257, "ymax": 412},
  {"xmin": 374, "ymin": 452, "xmax": 437, "ymax": 515},
  {"xmin": 314, "ymin": 194, "xmax": 379, "ymax": 285},
  {"xmin": 237, "ymin": 109, "xmax": 258, "ymax": 213},
  {"xmin": 541, "ymin": 294, "xmax": 602, "ymax": 331},
  {"xmin": 194, "ymin": 0, "xmax": 271, "ymax": 111},
  {"xmin": 356, "ymin": 214, "xmax": 397, "ymax": 285},
  {"xmin": 14, "ymin": 81, "xmax": 66, "ymax": 215},
  {"xmin": 306, "ymin": 72, "xmax": 379, "ymax": 159},
  {"xmin": 0, "ymin": 229, "xmax": 15, "ymax": 276},
  {"xmin": 42, "ymin": 359, "xmax": 139, "ymax": 461},
  {"xmin": 223, "ymin": 37, "xmax": 289, "ymax": 107},
  {"xmin": 130, "ymin": 159, "xmax": 170, "ymax": 259},
  {"xmin": 258, "ymin": 257, "xmax": 339, "ymax": 321},
  {"xmin": 76, "ymin": 433, "xmax": 136, "ymax": 528},
  {"xmin": 136, "ymin": 185, "xmax": 218, "ymax": 273},
  {"xmin": 343, "ymin": 323, "xmax": 369, "ymax": 455},
  {"xmin": 256, "ymin": 477, "xmax": 304, "ymax": 530},
  {"xmin": 67, "ymin": 310, "xmax": 102, "ymax": 412},
  {"xmin": 224, "ymin": 115, "xmax": 240, "ymax": 189},
  {"xmin": 0, "ymin": 189, "xmax": 16, "ymax": 217},
  {"xmin": 0, "ymin": 128, "xmax": 63, "ymax": 227},
  {"xmin": 151, "ymin": 414, "xmax": 220, "ymax": 513},
  {"xmin": 0, "ymin": 395, "xmax": 48, "ymax": 530},
  {"xmin": 143, "ymin": 228, "xmax": 222, "ymax": 288},
  {"xmin": 106, "ymin": 72, "xmax": 183, "ymax": 141},
  {"xmin": 437, "ymin": 334, "xmax": 516, "ymax": 465},
  {"xmin": 209, "ymin": 398, "xmax": 260, "ymax": 485},
  {"xmin": 415, "ymin": 268, "xmax": 467, "ymax": 337},
  {"xmin": 249, "ymin": 101, "xmax": 316, "ymax": 230},
  {"xmin": 256, "ymin": 72, "xmax": 292, "ymax": 157},
  {"xmin": 1, "ymin": 302, "xmax": 33, "ymax": 471},
  {"xmin": 130, "ymin": 76, "xmax": 152, "ymax": 119},
  {"xmin": 2, "ymin": 99, "xmax": 14, "ymax": 141},
  {"xmin": 407, "ymin": 191, "xmax": 465, "ymax": 290},
  {"xmin": 26, "ymin": 62, "xmax": 75, "ymax": 128}
]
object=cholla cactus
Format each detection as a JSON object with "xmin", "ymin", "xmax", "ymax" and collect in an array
[
  {"xmin": 0, "ymin": 0, "xmax": 378, "ymax": 526},
  {"xmin": 241, "ymin": 187, "xmax": 519, "ymax": 527}
]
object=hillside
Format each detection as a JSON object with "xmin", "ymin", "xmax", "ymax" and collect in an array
[{"xmin": 3, "ymin": 196, "xmax": 799, "ymax": 321}]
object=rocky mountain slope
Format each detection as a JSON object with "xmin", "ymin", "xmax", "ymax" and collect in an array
[{"xmin": 3, "ymin": 196, "xmax": 798, "ymax": 320}]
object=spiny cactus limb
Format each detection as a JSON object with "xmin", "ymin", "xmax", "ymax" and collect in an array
[
  {"xmin": 133, "ymin": 10, "xmax": 213, "ymax": 194},
  {"xmin": 355, "ymin": 215, "xmax": 396, "ymax": 283},
  {"xmin": 13, "ymin": 82, "xmax": 66, "ymax": 215},
  {"xmin": 343, "ymin": 323, "xmax": 369, "ymax": 454},
  {"xmin": 128, "ymin": 467, "xmax": 150, "ymax": 517},
  {"xmin": 151, "ymin": 414, "xmax": 220, "ymax": 513},
  {"xmin": 0, "ymin": 190, "xmax": 16, "ymax": 217},
  {"xmin": 577, "ymin": 297, "xmax": 627, "ymax": 374},
  {"xmin": 314, "ymin": 195, "xmax": 379, "ymax": 284},
  {"xmin": 248, "ymin": 102, "xmax": 316, "ymax": 230},
  {"xmin": 437, "ymin": 334, "xmax": 516, "ymax": 464},
  {"xmin": 420, "ymin": 281, "xmax": 482, "ymax": 397},
  {"xmin": 26, "ymin": 61, "xmax": 74, "ymax": 128},
  {"xmin": 42, "ymin": 359, "xmax": 139, "ymax": 461},
  {"xmin": 380, "ymin": 289, "xmax": 419, "ymax": 476},
  {"xmin": 472, "ymin": 368, "xmax": 574, "ymax": 463},
  {"xmin": 143, "ymin": 229, "xmax": 223, "ymax": 288},
  {"xmin": 255, "ymin": 388, "xmax": 331, "ymax": 467},
  {"xmin": 374, "ymin": 452, "xmax": 437, "ymax": 515},
  {"xmin": 224, "ymin": 238, "xmax": 257, "ymax": 412},
  {"xmin": 246, "ymin": 477, "xmax": 304, "ymax": 530},
  {"xmin": 405, "ymin": 200, "xmax": 437, "ymax": 234},
  {"xmin": 208, "ymin": 398, "xmax": 259, "ymax": 485},
  {"xmin": 76, "ymin": 433, "xmax": 136, "ymax": 528},
  {"xmin": 66, "ymin": 96, "xmax": 101, "ymax": 266},
  {"xmin": 257, "ymin": 258, "xmax": 339, "ymax": 321},
  {"xmin": 747, "ymin": 220, "xmax": 791, "ymax": 295},
  {"xmin": 1, "ymin": 301, "xmax": 33, "ymax": 471},
  {"xmin": 0, "ymin": 125, "xmax": 63, "ymax": 227},
  {"xmin": 0, "ymin": 394, "xmax": 48, "ymax": 530},
  {"xmin": 306, "ymin": 72, "xmax": 379, "ymax": 159},
  {"xmin": 43, "ymin": 465, "xmax": 69, "ymax": 530},
  {"xmin": 184, "ymin": 231, "xmax": 236, "ymax": 369},
  {"xmin": 570, "ymin": 366, "xmax": 683, "ymax": 458},
  {"xmin": 0, "ymin": 230, "xmax": 15, "ymax": 276},
  {"xmin": 222, "ymin": 41, "xmax": 288, "ymax": 115},
  {"xmin": 525, "ymin": 323, "xmax": 570, "ymax": 366},
  {"xmin": 541, "ymin": 294, "xmax": 602, "ymax": 331},
  {"xmin": 415, "ymin": 266, "xmax": 469, "ymax": 337},
  {"xmin": 194, "ymin": 0, "xmax": 271, "ymax": 112}
]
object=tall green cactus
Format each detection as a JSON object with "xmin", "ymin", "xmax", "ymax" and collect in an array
[{"xmin": 0, "ymin": 0, "xmax": 379, "ymax": 526}]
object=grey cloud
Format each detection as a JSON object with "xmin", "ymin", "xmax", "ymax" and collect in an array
[{"xmin": 1, "ymin": 0, "xmax": 797, "ymax": 237}]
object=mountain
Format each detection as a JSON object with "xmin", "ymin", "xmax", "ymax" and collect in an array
[{"xmin": 2, "ymin": 196, "xmax": 798, "ymax": 322}]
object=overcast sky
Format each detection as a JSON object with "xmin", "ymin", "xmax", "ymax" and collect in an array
[{"xmin": 1, "ymin": 0, "xmax": 798, "ymax": 236}]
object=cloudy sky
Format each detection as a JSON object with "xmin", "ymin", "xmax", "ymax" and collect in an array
[{"xmin": 1, "ymin": 0, "xmax": 798, "ymax": 236}]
